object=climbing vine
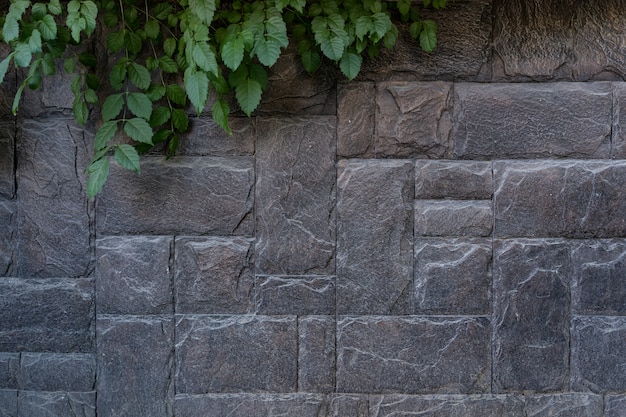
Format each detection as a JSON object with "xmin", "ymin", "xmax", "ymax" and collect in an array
[{"xmin": 0, "ymin": 0, "xmax": 447, "ymax": 197}]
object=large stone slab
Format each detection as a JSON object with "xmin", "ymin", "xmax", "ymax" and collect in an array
[
  {"xmin": 336, "ymin": 316, "xmax": 491, "ymax": 393},
  {"xmin": 493, "ymin": 239, "xmax": 571, "ymax": 392},
  {"xmin": 415, "ymin": 200, "xmax": 492, "ymax": 237},
  {"xmin": 174, "ymin": 394, "xmax": 328, "ymax": 417},
  {"xmin": 415, "ymin": 161, "xmax": 493, "ymax": 200},
  {"xmin": 0, "ymin": 390, "xmax": 16, "ymax": 417},
  {"xmin": 369, "ymin": 395, "xmax": 525, "ymax": 417},
  {"xmin": 415, "ymin": 238, "xmax": 492, "ymax": 315},
  {"xmin": 494, "ymin": 161, "xmax": 626, "ymax": 238},
  {"xmin": 19, "ymin": 353, "xmax": 95, "ymax": 392},
  {"xmin": 175, "ymin": 315, "xmax": 297, "ymax": 393},
  {"xmin": 571, "ymin": 316, "xmax": 626, "ymax": 392},
  {"xmin": 613, "ymin": 83, "xmax": 626, "ymax": 158},
  {"xmin": 0, "ymin": 278, "xmax": 94, "ymax": 352},
  {"xmin": 0, "ymin": 122, "xmax": 14, "ymax": 198},
  {"xmin": 0, "ymin": 200, "xmax": 15, "ymax": 277},
  {"xmin": 298, "ymin": 316, "xmax": 335, "ymax": 392},
  {"xmin": 454, "ymin": 83, "xmax": 612, "ymax": 159},
  {"xmin": 522, "ymin": 394, "xmax": 603, "ymax": 417},
  {"xmin": 17, "ymin": 119, "xmax": 93, "ymax": 277},
  {"xmin": 337, "ymin": 160, "xmax": 414, "ymax": 314},
  {"xmin": 328, "ymin": 394, "xmax": 369, "ymax": 417},
  {"xmin": 97, "ymin": 236, "xmax": 173, "ymax": 315},
  {"xmin": 337, "ymin": 83, "xmax": 375, "ymax": 158},
  {"xmin": 605, "ymin": 395, "xmax": 626, "ymax": 417},
  {"xmin": 96, "ymin": 316, "xmax": 174, "ymax": 417},
  {"xmin": 97, "ymin": 156, "xmax": 254, "ymax": 235},
  {"xmin": 17, "ymin": 391, "xmax": 95, "ymax": 417},
  {"xmin": 177, "ymin": 117, "xmax": 254, "ymax": 156},
  {"xmin": 256, "ymin": 276, "xmax": 335, "ymax": 315},
  {"xmin": 255, "ymin": 117, "xmax": 336, "ymax": 275},
  {"xmin": 175, "ymin": 237, "xmax": 253, "ymax": 314},
  {"xmin": 376, "ymin": 82, "xmax": 453, "ymax": 158},
  {"xmin": 0, "ymin": 355, "xmax": 18, "ymax": 390}
]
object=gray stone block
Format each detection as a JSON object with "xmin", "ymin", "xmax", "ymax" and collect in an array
[
  {"xmin": 97, "ymin": 236, "xmax": 173, "ymax": 315},
  {"xmin": 336, "ymin": 316, "xmax": 491, "ymax": 393},
  {"xmin": 20, "ymin": 59, "xmax": 76, "ymax": 117},
  {"xmin": 571, "ymin": 240, "xmax": 626, "ymax": 315},
  {"xmin": 17, "ymin": 119, "xmax": 94, "ymax": 277},
  {"xmin": 572, "ymin": 316, "xmax": 626, "ymax": 392},
  {"xmin": 613, "ymin": 83, "xmax": 626, "ymax": 158},
  {"xmin": 256, "ymin": 276, "xmax": 335, "ymax": 315},
  {"xmin": 454, "ymin": 83, "xmax": 612, "ymax": 159},
  {"xmin": 298, "ymin": 316, "xmax": 335, "ymax": 392},
  {"xmin": 0, "ymin": 278, "xmax": 94, "ymax": 352},
  {"xmin": 494, "ymin": 161, "xmax": 626, "ymax": 238},
  {"xmin": 177, "ymin": 117, "xmax": 255, "ymax": 156},
  {"xmin": 369, "ymin": 395, "xmax": 525, "ymax": 417},
  {"xmin": 176, "ymin": 315, "xmax": 297, "ymax": 393},
  {"xmin": 493, "ymin": 239, "xmax": 571, "ymax": 392},
  {"xmin": 17, "ymin": 391, "xmax": 95, "ymax": 417},
  {"xmin": 0, "ymin": 200, "xmax": 15, "ymax": 276},
  {"xmin": 328, "ymin": 394, "xmax": 369, "ymax": 417},
  {"xmin": 415, "ymin": 160, "xmax": 493, "ymax": 200},
  {"xmin": 0, "ymin": 122, "xmax": 14, "ymax": 199},
  {"xmin": 174, "ymin": 393, "xmax": 328, "ymax": 417},
  {"xmin": 415, "ymin": 200, "xmax": 493, "ymax": 237},
  {"xmin": 605, "ymin": 395, "xmax": 626, "ymax": 417},
  {"xmin": 255, "ymin": 117, "xmax": 336, "ymax": 275},
  {"xmin": 96, "ymin": 316, "xmax": 174, "ymax": 417},
  {"xmin": 97, "ymin": 156, "xmax": 254, "ymax": 235},
  {"xmin": 337, "ymin": 160, "xmax": 414, "ymax": 314},
  {"xmin": 0, "ymin": 390, "xmax": 16, "ymax": 417},
  {"xmin": 0, "ymin": 355, "xmax": 18, "ymax": 390},
  {"xmin": 19, "ymin": 353, "xmax": 95, "ymax": 392},
  {"xmin": 415, "ymin": 238, "xmax": 492, "ymax": 315},
  {"xmin": 337, "ymin": 83, "xmax": 375, "ymax": 158},
  {"xmin": 376, "ymin": 82, "xmax": 453, "ymax": 158},
  {"xmin": 175, "ymin": 237, "xmax": 253, "ymax": 314},
  {"xmin": 522, "ymin": 394, "xmax": 603, "ymax": 417}
]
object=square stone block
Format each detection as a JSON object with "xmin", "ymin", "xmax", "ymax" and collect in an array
[
  {"xmin": 337, "ymin": 82, "xmax": 375, "ymax": 158},
  {"xmin": 177, "ymin": 117, "xmax": 254, "ymax": 156},
  {"xmin": 298, "ymin": 316, "xmax": 335, "ymax": 392},
  {"xmin": 415, "ymin": 200, "xmax": 492, "ymax": 237},
  {"xmin": 369, "ymin": 395, "xmax": 525, "ymax": 417},
  {"xmin": 18, "ymin": 391, "xmax": 95, "ymax": 417},
  {"xmin": 415, "ymin": 160, "xmax": 493, "ymax": 200},
  {"xmin": 19, "ymin": 353, "xmax": 95, "ymax": 392},
  {"xmin": 0, "ymin": 355, "xmax": 18, "ymax": 390},
  {"xmin": 256, "ymin": 276, "xmax": 335, "ymax": 315}
]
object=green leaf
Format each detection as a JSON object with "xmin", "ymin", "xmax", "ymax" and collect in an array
[
  {"xmin": 48, "ymin": 0, "xmax": 62, "ymax": 15},
  {"xmin": 167, "ymin": 134, "xmax": 179, "ymax": 156},
  {"xmin": 0, "ymin": 54, "xmax": 13, "ymax": 84},
  {"xmin": 86, "ymin": 73, "xmax": 100, "ymax": 90},
  {"xmin": 128, "ymin": 62, "xmax": 151, "ymax": 89},
  {"xmin": 171, "ymin": 108, "xmax": 189, "ymax": 132},
  {"xmin": 39, "ymin": 15, "xmax": 58, "ymax": 40},
  {"xmin": 151, "ymin": 128, "xmax": 172, "ymax": 145},
  {"xmin": 189, "ymin": 0, "xmax": 216, "ymax": 25},
  {"xmin": 149, "ymin": 106, "xmax": 170, "ymax": 127},
  {"xmin": 2, "ymin": 18, "xmax": 19, "ymax": 43},
  {"xmin": 107, "ymin": 31, "xmax": 125, "ymax": 52},
  {"xmin": 248, "ymin": 64, "xmax": 268, "ymax": 90},
  {"xmin": 110, "ymin": 60, "xmax": 127, "ymax": 90},
  {"xmin": 191, "ymin": 42, "xmax": 218, "ymax": 75},
  {"xmin": 184, "ymin": 67, "xmax": 209, "ymax": 114},
  {"xmin": 397, "ymin": 0, "xmax": 411, "ymax": 16},
  {"xmin": 126, "ymin": 92, "xmax": 152, "ymax": 120},
  {"xmin": 371, "ymin": 12, "xmax": 391, "ymax": 40},
  {"xmin": 124, "ymin": 31, "xmax": 142, "ymax": 54},
  {"xmin": 159, "ymin": 56, "xmax": 178, "ymax": 73},
  {"xmin": 13, "ymin": 43, "xmax": 32, "ymax": 68},
  {"xmin": 41, "ymin": 54, "xmax": 55, "ymax": 75},
  {"xmin": 221, "ymin": 34, "xmax": 245, "ymax": 71},
  {"xmin": 114, "ymin": 144, "xmax": 140, "ymax": 173},
  {"xmin": 12, "ymin": 80, "xmax": 27, "ymax": 115},
  {"xmin": 32, "ymin": 3, "xmax": 47, "ymax": 19},
  {"xmin": 354, "ymin": 16, "xmax": 372, "ymax": 40},
  {"xmin": 339, "ymin": 52, "xmax": 361, "ymax": 80},
  {"xmin": 78, "ymin": 52, "xmax": 97, "ymax": 67},
  {"xmin": 87, "ymin": 157, "xmax": 110, "ymax": 198},
  {"xmin": 319, "ymin": 35, "xmax": 345, "ymax": 61},
  {"xmin": 73, "ymin": 96, "xmax": 89, "ymax": 125},
  {"xmin": 146, "ymin": 84, "xmax": 166, "ymax": 101},
  {"xmin": 123, "ymin": 117, "xmax": 153, "ymax": 144},
  {"xmin": 235, "ymin": 78, "xmax": 262, "ymax": 117},
  {"xmin": 144, "ymin": 19, "xmax": 159, "ymax": 40},
  {"xmin": 94, "ymin": 120, "xmax": 118, "ymax": 149},
  {"xmin": 154, "ymin": 3, "xmax": 173, "ymax": 20},
  {"xmin": 163, "ymin": 37, "xmax": 176, "ymax": 57},
  {"xmin": 383, "ymin": 24, "xmax": 398, "ymax": 49},
  {"xmin": 253, "ymin": 37, "xmax": 282, "ymax": 67},
  {"xmin": 81, "ymin": 0, "xmax": 98, "ymax": 34},
  {"xmin": 409, "ymin": 21, "xmax": 422, "ymax": 39},
  {"xmin": 212, "ymin": 98, "xmax": 231, "ymax": 134},
  {"xmin": 301, "ymin": 49, "xmax": 321, "ymax": 73},
  {"xmin": 420, "ymin": 20, "xmax": 437, "ymax": 52},
  {"xmin": 28, "ymin": 72, "xmax": 42, "ymax": 90},
  {"xmin": 64, "ymin": 57, "xmax": 76, "ymax": 74},
  {"xmin": 84, "ymin": 88, "xmax": 98, "ymax": 104},
  {"xmin": 165, "ymin": 84, "xmax": 186, "ymax": 106},
  {"xmin": 101, "ymin": 93, "xmax": 124, "ymax": 121}
]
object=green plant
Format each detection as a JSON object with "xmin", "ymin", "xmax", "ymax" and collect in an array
[{"xmin": 0, "ymin": 0, "xmax": 447, "ymax": 197}]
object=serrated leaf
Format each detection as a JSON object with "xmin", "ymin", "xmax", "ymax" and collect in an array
[
  {"xmin": 128, "ymin": 62, "xmax": 151, "ymax": 89},
  {"xmin": 149, "ymin": 106, "xmax": 170, "ymax": 127},
  {"xmin": 301, "ymin": 49, "xmax": 321, "ymax": 73},
  {"xmin": 81, "ymin": 1, "xmax": 98, "ymax": 32},
  {"xmin": 126, "ymin": 92, "xmax": 152, "ymax": 120},
  {"xmin": 28, "ymin": 29, "xmax": 42, "ymax": 54},
  {"xmin": 319, "ymin": 35, "xmax": 345, "ymax": 61},
  {"xmin": 87, "ymin": 157, "xmax": 110, "ymax": 198},
  {"xmin": 107, "ymin": 31, "xmax": 125, "ymax": 52},
  {"xmin": 151, "ymin": 129, "xmax": 172, "ymax": 145},
  {"xmin": 354, "ymin": 16, "xmax": 372, "ymax": 40},
  {"xmin": 64, "ymin": 57, "xmax": 76, "ymax": 74},
  {"xmin": 163, "ymin": 37, "xmax": 176, "ymax": 57},
  {"xmin": 371, "ymin": 12, "xmax": 391, "ymax": 39},
  {"xmin": 165, "ymin": 84, "xmax": 186, "ymax": 106},
  {"xmin": 48, "ymin": 0, "xmax": 62, "ymax": 15},
  {"xmin": 339, "ymin": 52, "xmax": 361, "ymax": 80},
  {"xmin": 409, "ymin": 21, "xmax": 422, "ymax": 39},
  {"xmin": 40, "ymin": 54, "xmax": 54, "ymax": 75},
  {"xmin": 384, "ymin": 24, "xmax": 398, "ymax": 49},
  {"xmin": 101, "ymin": 93, "xmax": 124, "ymax": 121},
  {"xmin": 192, "ymin": 42, "xmax": 218, "ymax": 75},
  {"xmin": 235, "ymin": 78, "xmax": 262, "ymax": 117},
  {"xmin": 103, "ymin": 11, "xmax": 118, "ymax": 27},
  {"xmin": 124, "ymin": 31, "xmax": 142, "ymax": 54},
  {"xmin": 189, "ymin": 0, "xmax": 216, "ymax": 25},
  {"xmin": 39, "ymin": 15, "xmax": 57, "ymax": 40},
  {"xmin": 146, "ymin": 84, "xmax": 166, "ymax": 101},
  {"xmin": 73, "ymin": 97, "xmax": 89, "ymax": 125},
  {"xmin": 2, "ymin": 18, "xmax": 19, "ymax": 43},
  {"xmin": 167, "ymin": 134, "xmax": 179, "ymax": 156},
  {"xmin": 123, "ymin": 117, "xmax": 153, "ymax": 144},
  {"xmin": 171, "ymin": 108, "xmax": 189, "ymax": 132},
  {"xmin": 248, "ymin": 64, "xmax": 267, "ymax": 90},
  {"xmin": 32, "ymin": 3, "xmax": 47, "ymax": 19},
  {"xmin": 397, "ymin": 0, "xmax": 411, "ymax": 16},
  {"xmin": 212, "ymin": 98, "xmax": 231, "ymax": 134},
  {"xmin": 28, "ymin": 72, "xmax": 42, "ymax": 90},
  {"xmin": 420, "ymin": 20, "xmax": 437, "ymax": 52},
  {"xmin": 114, "ymin": 144, "xmax": 140, "ymax": 173},
  {"xmin": 184, "ymin": 67, "xmax": 209, "ymax": 114},
  {"xmin": 253, "ymin": 37, "xmax": 282, "ymax": 67},
  {"xmin": 13, "ymin": 43, "xmax": 32, "ymax": 68},
  {"xmin": 144, "ymin": 19, "xmax": 159, "ymax": 39},
  {"xmin": 84, "ymin": 88, "xmax": 98, "ymax": 104},
  {"xmin": 0, "ymin": 55, "xmax": 13, "ymax": 84},
  {"xmin": 159, "ymin": 56, "xmax": 178, "ymax": 73},
  {"xmin": 94, "ymin": 120, "xmax": 118, "ymax": 149},
  {"xmin": 110, "ymin": 60, "xmax": 127, "ymax": 90},
  {"xmin": 221, "ymin": 34, "xmax": 244, "ymax": 71},
  {"xmin": 154, "ymin": 3, "xmax": 173, "ymax": 20}
]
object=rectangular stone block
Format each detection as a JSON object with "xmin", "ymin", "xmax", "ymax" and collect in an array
[
  {"xmin": 571, "ymin": 240, "xmax": 626, "ymax": 315},
  {"xmin": 19, "ymin": 353, "xmax": 95, "ymax": 392},
  {"xmin": 17, "ymin": 119, "xmax": 93, "ymax": 277},
  {"xmin": 97, "ymin": 156, "xmax": 254, "ymax": 235},
  {"xmin": 0, "ymin": 200, "xmax": 15, "ymax": 276},
  {"xmin": 376, "ymin": 82, "xmax": 453, "ymax": 158},
  {"xmin": 336, "ymin": 316, "xmax": 491, "ymax": 394},
  {"xmin": 0, "ymin": 122, "xmax": 14, "ymax": 198},
  {"xmin": 0, "ymin": 390, "xmax": 16, "ymax": 417},
  {"xmin": 493, "ymin": 239, "xmax": 571, "ymax": 392},
  {"xmin": 572, "ymin": 316, "xmax": 626, "ymax": 392},
  {"xmin": 175, "ymin": 237, "xmax": 253, "ymax": 314},
  {"xmin": 18, "ymin": 391, "xmax": 95, "ymax": 417},
  {"xmin": 523, "ymin": 394, "xmax": 603, "ymax": 417},
  {"xmin": 0, "ymin": 355, "xmax": 18, "ymax": 389},
  {"xmin": 298, "ymin": 316, "xmax": 335, "ymax": 392},
  {"xmin": 337, "ymin": 82, "xmax": 375, "ymax": 158},
  {"xmin": 454, "ymin": 83, "xmax": 612, "ymax": 159},
  {"xmin": 176, "ymin": 315, "xmax": 297, "ymax": 393},
  {"xmin": 415, "ymin": 200, "xmax": 492, "ymax": 237},
  {"xmin": 415, "ymin": 161, "xmax": 493, "ymax": 200},
  {"xmin": 369, "ymin": 395, "xmax": 525, "ymax": 417},
  {"xmin": 337, "ymin": 160, "xmax": 414, "ymax": 314},
  {"xmin": 0, "ymin": 278, "xmax": 94, "ymax": 352},
  {"xmin": 174, "ymin": 394, "xmax": 327, "ymax": 417},
  {"xmin": 605, "ymin": 395, "xmax": 626, "ymax": 417},
  {"xmin": 494, "ymin": 161, "xmax": 626, "ymax": 238},
  {"xmin": 97, "ymin": 236, "xmax": 173, "ymax": 315},
  {"xmin": 415, "ymin": 238, "xmax": 492, "ymax": 315},
  {"xmin": 255, "ymin": 117, "xmax": 336, "ymax": 275},
  {"xmin": 96, "ymin": 316, "xmax": 174, "ymax": 417},
  {"xmin": 328, "ymin": 394, "xmax": 368, "ymax": 417},
  {"xmin": 612, "ymin": 83, "xmax": 626, "ymax": 158},
  {"xmin": 256, "ymin": 276, "xmax": 335, "ymax": 315},
  {"xmin": 177, "ymin": 117, "xmax": 254, "ymax": 156}
]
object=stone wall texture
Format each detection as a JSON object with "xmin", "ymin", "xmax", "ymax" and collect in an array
[{"xmin": 2, "ymin": 0, "xmax": 626, "ymax": 416}]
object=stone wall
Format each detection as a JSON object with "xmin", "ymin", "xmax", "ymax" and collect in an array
[{"xmin": 2, "ymin": 1, "xmax": 626, "ymax": 416}]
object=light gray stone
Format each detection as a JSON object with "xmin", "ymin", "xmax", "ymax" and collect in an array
[
  {"xmin": 337, "ymin": 159, "xmax": 414, "ymax": 314},
  {"xmin": 177, "ymin": 117, "xmax": 254, "ymax": 156},
  {"xmin": 605, "ymin": 395, "xmax": 626, "ymax": 417},
  {"xmin": 0, "ymin": 122, "xmax": 14, "ymax": 198},
  {"xmin": 19, "ymin": 353, "xmax": 95, "ymax": 392},
  {"xmin": 415, "ymin": 161, "xmax": 493, "ymax": 200},
  {"xmin": 0, "ymin": 390, "xmax": 16, "ymax": 417},
  {"xmin": 175, "ymin": 237, "xmax": 253, "ymax": 314},
  {"xmin": 328, "ymin": 394, "xmax": 369, "ymax": 417},
  {"xmin": 415, "ymin": 200, "xmax": 492, "ymax": 237},
  {"xmin": 522, "ymin": 394, "xmax": 603, "ymax": 417},
  {"xmin": 298, "ymin": 316, "xmax": 335, "ymax": 392},
  {"xmin": 17, "ymin": 391, "xmax": 95, "ymax": 417},
  {"xmin": 255, "ymin": 117, "xmax": 336, "ymax": 275},
  {"xmin": 0, "ymin": 355, "xmax": 18, "ymax": 390},
  {"xmin": 337, "ymin": 82, "xmax": 375, "ymax": 158},
  {"xmin": 0, "ymin": 200, "xmax": 15, "ymax": 277},
  {"xmin": 369, "ymin": 395, "xmax": 525, "ymax": 417},
  {"xmin": 256, "ymin": 276, "xmax": 335, "ymax": 315},
  {"xmin": 611, "ymin": 83, "xmax": 626, "ymax": 158}
]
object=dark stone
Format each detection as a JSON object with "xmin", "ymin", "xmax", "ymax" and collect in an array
[
  {"xmin": 256, "ymin": 276, "xmax": 335, "ymax": 315},
  {"xmin": 493, "ymin": 239, "xmax": 571, "ymax": 392},
  {"xmin": 20, "ymin": 59, "xmax": 76, "ymax": 117},
  {"xmin": 255, "ymin": 117, "xmax": 336, "ymax": 275},
  {"xmin": 0, "ymin": 278, "xmax": 94, "ymax": 352},
  {"xmin": 337, "ymin": 82, "xmax": 375, "ymax": 158},
  {"xmin": 337, "ymin": 160, "xmax": 414, "ymax": 314},
  {"xmin": 611, "ymin": 83, "xmax": 626, "ymax": 159},
  {"xmin": 298, "ymin": 316, "xmax": 335, "ymax": 392},
  {"xmin": 97, "ymin": 156, "xmax": 254, "ymax": 235},
  {"xmin": 0, "ymin": 200, "xmax": 15, "ymax": 277},
  {"xmin": 175, "ymin": 315, "xmax": 297, "ymax": 393},
  {"xmin": 454, "ymin": 83, "xmax": 612, "ymax": 159},
  {"xmin": 336, "ymin": 316, "xmax": 491, "ymax": 393},
  {"xmin": 414, "ymin": 238, "xmax": 492, "ymax": 315},
  {"xmin": 571, "ymin": 316, "xmax": 626, "ymax": 392},
  {"xmin": 0, "ymin": 355, "xmax": 18, "ymax": 389},
  {"xmin": 0, "ymin": 390, "xmax": 16, "ymax": 417},
  {"xmin": 571, "ymin": 240, "xmax": 626, "ymax": 315},
  {"xmin": 17, "ymin": 391, "xmax": 95, "ymax": 417},
  {"xmin": 376, "ymin": 82, "xmax": 453, "ymax": 158},
  {"xmin": 328, "ymin": 394, "xmax": 369, "ymax": 417},
  {"xmin": 96, "ymin": 316, "xmax": 174, "ymax": 417},
  {"xmin": 177, "ymin": 117, "xmax": 255, "ymax": 156},
  {"xmin": 97, "ymin": 236, "xmax": 173, "ymax": 315},
  {"xmin": 174, "ymin": 394, "xmax": 328, "ymax": 417},
  {"xmin": 0, "ymin": 122, "xmax": 14, "ymax": 198},
  {"xmin": 175, "ymin": 237, "xmax": 254, "ymax": 314},
  {"xmin": 19, "ymin": 353, "xmax": 95, "ymax": 392},
  {"xmin": 17, "ymin": 119, "xmax": 94, "ymax": 277},
  {"xmin": 414, "ymin": 200, "xmax": 492, "ymax": 237},
  {"xmin": 605, "ymin": 395, "xmax": 626, "ymax": 417},
  {"xmin": 415, "ymin": 161, "xmax": 493, "ymax": 200},
  {"xmin": 494, "ymin": 161, "xmax": 626, "ymax": 238},
  {"xmin": 369, "ymin": 395, "xmax": 525, "ymax": 417},
  {"xmin": 0, "ymin": 45, "xmax": 16, "ymax": 121},
  {"xmin": 522, "ymin": 394, "xmax": 603, "ymax": 417}
]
